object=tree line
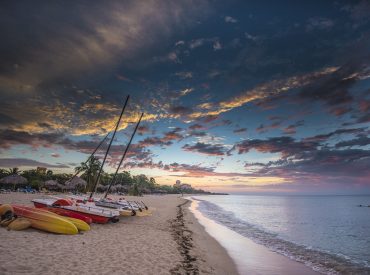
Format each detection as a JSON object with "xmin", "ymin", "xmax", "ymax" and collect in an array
[{"xmin": 0, "ymin": 157, "xmax": 211, "ymax": 196}]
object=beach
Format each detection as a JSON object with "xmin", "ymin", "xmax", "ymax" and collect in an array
[{"xmin": 0, "ymin": 193, "xmax": 237, "ymax": 275}]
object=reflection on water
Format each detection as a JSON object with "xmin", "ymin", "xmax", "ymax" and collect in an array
[
  {"xmin": 190, "ymin": 195, "xmax": 370, "ymax": 274},
  {"xmin": 189, "ymin": 198, "xmax": 317, "ymax": 275}
]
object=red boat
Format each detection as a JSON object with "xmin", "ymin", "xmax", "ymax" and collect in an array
[
  {"xmin": 41, "ymin": 207, "xmax": 92, "ymax": 224},
  {"xmin": 32, "ymin": 198, "xmax": 119, "ymax": 224}
]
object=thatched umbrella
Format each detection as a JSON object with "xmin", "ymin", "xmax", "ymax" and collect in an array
[
  {"xmin": 65, "ymin": 176, "xmax": 87, "ymax": 190},
  {"xmin": 115, "ymin": 184, "xmax": 127, "ymax": 192},
  {"xmin": 0, "ymin": 174, "xmax": 28, "ymax": 190},
  {"xmin": 44, "ymin": 180, "xmax": 59, "ymax": 190},
  {"xmin": 97, "ymin": 184, "xmax": 108, "ymax": 192}
]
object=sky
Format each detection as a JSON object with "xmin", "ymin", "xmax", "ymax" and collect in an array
[{"xmin": 0, "ymin": 0, "xmax": 369, "ymax": 194}]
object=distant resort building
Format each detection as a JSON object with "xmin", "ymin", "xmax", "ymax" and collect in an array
[
  {"xmin": 36, "ymin": 167, "xmax": 47, "ymax": 175},
  {"xmin": 180, "ymin": 183, "xmax": 192, "ymax": 190},
  {"xmin": 174, "ymin": 180, "xmax": 192, "ymax": 190}
]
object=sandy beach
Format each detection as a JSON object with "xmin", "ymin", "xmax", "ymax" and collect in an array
[{"xmin": 0, "ymin": 193, "xmax": 237, "ymax": 275}]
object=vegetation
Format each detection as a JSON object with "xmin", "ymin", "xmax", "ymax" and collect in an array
[{"xmin": 0, "ymin": 165, "xmax": 212, "ymax": 195}]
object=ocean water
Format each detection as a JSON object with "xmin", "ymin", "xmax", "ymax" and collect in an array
[{"xmin": 192, "ymin": 195, "xmax": 370, "ymax": 274}]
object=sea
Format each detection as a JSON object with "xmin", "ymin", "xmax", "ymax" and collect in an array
[{"xmin": 189, "ymin": 195, "xmax": 370, "ymax": 274}]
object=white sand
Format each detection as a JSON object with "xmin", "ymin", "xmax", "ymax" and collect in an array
[
  {"xmin": 0, "ymin": 193, "xmax": 237, "ymax": 275},
  {"xmin": 1, "ymin": 193, "xmax": 317, "ymax": 275}
]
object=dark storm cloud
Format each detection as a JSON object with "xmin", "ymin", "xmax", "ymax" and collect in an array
[
  {"xmin": 182, "ymin": 142, "xmax": 227, "ymax": 156},
  {"xmin": 0, "ymin": 1, "xmax": 208, "ymax": 92},
  {"xmin": 0, "ymin": 0, "xmax": 209, "ymax": 135}
]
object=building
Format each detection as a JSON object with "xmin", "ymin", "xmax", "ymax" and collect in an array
[
  {"xmin": 180, "ymin": 183, "xmax": 192, "ymax": 190},
  {"xmin": 36, "ymin": 167, "xmax": 47, "ymax": 175}
]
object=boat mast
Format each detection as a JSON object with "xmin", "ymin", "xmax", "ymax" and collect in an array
[
  {"xmin": 67, "ymin": 131, "xmax": 110, "ymax": 184},
  {"xmin": 104, "ymin": 112, "xmax": 143, "ymax": 198},
  {"xmin": 89, "ymin": 95, "xmax": 130, "ymax": 199}
]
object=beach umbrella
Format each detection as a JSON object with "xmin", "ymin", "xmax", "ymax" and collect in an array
[
  {"xmin": 97, "ymin": 184, "xmax": 108, "ymax": 192},
  {"xmin": 65, "ymin": 176, "xmax": 87, "ymax": 189},
  {"xmin": 44, "ymin": 180, "xmax": 60, "ymax": 191},
  {"xmin": 114, "ymin": 184, "xmax": 125, "ymax": 192},
  {"xmin": 0, "ymin": 174, "xmax": 28, "ymax": 190}
]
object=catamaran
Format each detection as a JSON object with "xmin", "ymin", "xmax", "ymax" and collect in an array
[{"xmin": 32, "ymin": 197, "xmax": 120, "ymax": 224}]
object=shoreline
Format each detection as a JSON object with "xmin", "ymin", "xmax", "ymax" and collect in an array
[
  {"xmin": 172, "ymin": 199, "xmax": 238, "ymax": 274},
  {"xmin": 0, "ymin": 193, "xmax": 238, "ymax": 275},
  {"xmin": 187, "ymin": 197, "xmax": 318, "ymax": 275},
  {"xmin": 0, "ymin": 192, "xmax": 321, "ymax": 274}
]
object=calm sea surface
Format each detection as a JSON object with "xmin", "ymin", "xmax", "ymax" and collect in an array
[{"xmin": 193, "ymin": 195, "xmax": 370, "ymax": 274}]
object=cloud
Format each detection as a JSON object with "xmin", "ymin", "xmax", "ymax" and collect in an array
[
  {"xmin": 283, "ymin": 120, "xmax": 304, "ymax": 135},
  {"xmin": 306, "ymin": 17, "xmax": 334, "ymax": 31},
  {"xmin": 335, "ymin": 135, "xmax": 370, "ymax": 148},
  {"xmin": 0, "ymin": 158, "xmax": 69, "ymax": 168},
  {"xmin": 0, "ymin": 1, "xmax": 207, "ymax": 93},
  {"xmin": 182, "ymin": 142, "xmax": 227, "ymax": 156},
  {"xmin": 256, "ymin": 122, "xmax": 281, "ymax": 133},
  {"xmin": 233, "ymin": 128, "xmax": 247, "ymax": 133},
  {"xmin": 137, "ymin": 125, "xmax": 150, "ymax": 135},
  {"xmin": 189, "ymin": 124, "xmax": 204, "ymax": 130},
  {"xmin": 213, "ymin": 40, "xmax": 222, "ymax": 51},
  {"xmin": 235, "ymin": 136, "xmax": 318, "ymax": 159},
  {"xmin": 303, "ymin": 128, "xmax": 365, "ymax": 143},
  {"xmin": 224, "ymin": 16, "xmax": 237, "ymax": 23},
  {"xmin": 187, "ymin": 66, "xmax": 338, "ymax": 121},
  {"xmin": 137, "ymin": 127, "xmax": 183, "ymax": 148},
  {"xmin": 175, "ymin": 71, "xmax": 193, "ymax": 79}
]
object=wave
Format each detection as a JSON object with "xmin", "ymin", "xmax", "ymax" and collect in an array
[{"xmin": 193, "ymin": 197, "xmax": 370, "ymax": 275}]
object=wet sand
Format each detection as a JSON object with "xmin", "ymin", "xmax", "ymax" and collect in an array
[{"xmin": 188, "ymin": 197, "xmax": 318, "ymax": 275}]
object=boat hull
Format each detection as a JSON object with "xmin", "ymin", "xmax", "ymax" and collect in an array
[
  {"xmin": 33, "ymin": 201, "xmax": 112, "ymax": 224},
  {"xmin": 33, "ymin": 202, "xmax": 92, "ymax": 224},
  {"xmin": 12, "ymin": 205, "xmax": 78, "ymax": 235}
]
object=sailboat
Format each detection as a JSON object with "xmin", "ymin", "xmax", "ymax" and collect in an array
[
  {"xmin": 94, "ymin": 112, "xmax": 150, "ymax": 217},
  {"xmin": 32, "ymin": 95, "xmax": 131, "ymax": 224}
]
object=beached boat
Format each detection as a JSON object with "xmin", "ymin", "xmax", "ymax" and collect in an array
[
  {"xmin": 67, "ymin": 195, "xmax": 137, "ymax": 217},
  {"xmin": 32, "ymin": 198, "xmax": 120, "ymax": 224},
  {"xmin": 43, "ymin": 207, "xmax": 92, "ymax": 224},
  {"xmin": 12, "ymin": 205, "xmax": 78, "ymax": 235}
]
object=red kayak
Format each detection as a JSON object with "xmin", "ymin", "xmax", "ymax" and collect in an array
[
  {"xmin": 32, "ymin": 198, "xmax": 119, "ymax": 224},
  {"xmin": 42, "ymin": 207, "xmax": 92, "ymax": 224}
]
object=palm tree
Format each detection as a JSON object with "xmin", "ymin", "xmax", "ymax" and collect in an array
[
  {"xmin": 8, "ymin": 167, "xmax": 20, "ymax": 175},
  {"xmin": 75, "ymin": 156, "xmax": 102, "ymax": 192}
]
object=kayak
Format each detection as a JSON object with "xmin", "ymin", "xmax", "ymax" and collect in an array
[
  {"xmin": 32, "ymin": 198, "xmax": 120, "ymax": 224},
  {"xmin": 36, "ymin": 208, "xmax": 90, "ymax": 231},
  {"xmin": 12, "ymin": 205, "xmax": 78, "ymax": 235},
  {"xmin": 42, "ymin": 207, "xmax": 92, "ymax": 224}
]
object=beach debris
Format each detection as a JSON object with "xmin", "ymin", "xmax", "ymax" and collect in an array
[{"xmin": 170, "ymin": 200, "xmax": 199, "ymax": 274}]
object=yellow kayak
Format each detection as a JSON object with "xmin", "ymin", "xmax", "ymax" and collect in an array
[
  {"xmin": 119, "ymin": 209, "xmax": 135, "ymax": 217},
  {"xmin": 37, "ymin": 208, "xmax": 90, "ymax": 231},
  {"xmin": 64, "ymin": 217, "xmax": 90, "ymax": 231},
  {"xmin": 12, "ymin": 205, "xmax": 78, "ymax": 235}
]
